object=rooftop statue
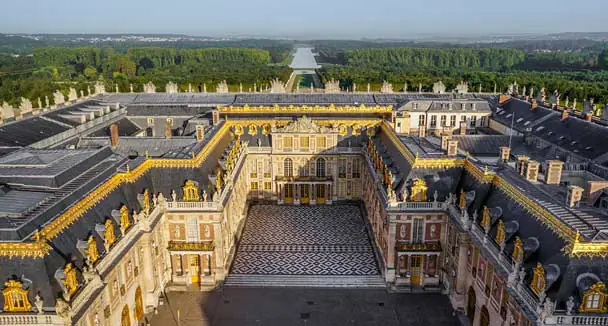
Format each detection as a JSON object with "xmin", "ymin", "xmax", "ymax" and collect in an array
[
  {"xmin": 433, "ymin": 81, "xmax": 446, "ymax": 94},
  {"xmin": 216, "ymin": 80, "xmax": 229, "ymax": 93},
  {"xmin": 143, "ymin": 82, "xmax": 156, "ymax": 94},
  {"xmin": 324, "ymin": 79, "xmax": 340, "ymax": 94},
  {"xmin": 270, "ymin": 78, "xmax": 286, "ymax": 93},
  {"xmin": 94, "ymin": 81, "xmax": 105, "ymax": 95},
  {"xmin": 455, "ymin": 81, "xmax": 468, "ymax": 94},
  {"xmin": 53, "ymin": 90, "xmax": 65, "ymax": 105},
  {"xmin": 380, "ymin": 81, "xmax": 393, "ymax": 94},
  {"xmin": 68, "ymin": 88, "xmax": 78, "ymax": 102},
  {"xmin": 19, "ymin": 97, "xmax": 32, "ymax": 114},
  {"xmin": 165, "ymin": 81, "xmax": 179, "ymax": 94}
]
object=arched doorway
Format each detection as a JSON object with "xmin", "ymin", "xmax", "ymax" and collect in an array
[
  {"xmin": 134, "ymin": 287, "xmax": 144, "ymax": 321},
  {"xmin": 467, "ymin": 286, "xmax": 476, "ymax": 324},
  {"xmin": 480, "ymin": 305, "xmax": 490, "ymax": 326},
  {"xmin": 121, "ymin": 304, "xmax": 131, "ymax": 326}
]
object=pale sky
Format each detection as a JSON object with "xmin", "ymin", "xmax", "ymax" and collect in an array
[{"xmin": 1, "ymin": 0, "xmax": 606, "ymax": 38}]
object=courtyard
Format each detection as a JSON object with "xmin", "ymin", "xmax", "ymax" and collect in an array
[{"xmin": 149, "ymin": 287, "xmax": 460, "ymax": 326}]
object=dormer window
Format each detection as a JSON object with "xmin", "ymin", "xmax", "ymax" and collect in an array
[
  {"xmin": 506, "ymin": 114, "xmax": 512, "ymax": 118},
  {"xmin": 2, "ymin": 279, "xmax": 31, "ymax": 312},
  {"xmin": 516, "ymin": 118, "xmax": 523, "ymax": 123},
  {"xmin": 580, "ymin": 282, "xmax": 608, "ymax": 313},
  {"xmin": 536, "ymin": 126, "xmax": 545, "ymax": 132}
]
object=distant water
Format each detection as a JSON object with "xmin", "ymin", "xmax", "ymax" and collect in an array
[{"xmin": 289, "ymin": 47, "xmax": 321, "ymax": 70}]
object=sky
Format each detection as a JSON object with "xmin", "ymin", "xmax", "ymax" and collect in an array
[{"xmin": 1, "ymin": 0, "xmax": 607, "ymax": 38}]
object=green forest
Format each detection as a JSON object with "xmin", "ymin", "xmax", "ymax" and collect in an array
[
  {"xmin": 0, "ymin": 43, "xmax": 292, "ymax": 106},
  {"xmin": 314, "ymin": 45, "xmax": 608, "ymax": 105},
  {"xmin": 2, "ymin": 35, "xmax": 608, "ymax": 107}
]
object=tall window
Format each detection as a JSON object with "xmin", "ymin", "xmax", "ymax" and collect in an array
[
  {"xmin": 300, "ymin": 136, "xmax": 309, "ymax": 150},
  {"xmin": 471, "ymin": 116, "xmax": 477, "ymax": 127},
  {"xmin": 187, "ymin": 218, "xmax": 199, "ymax": 241},
  {"xmin": 299, "ymin": 161, "xmax": 309, "ymax": 176},
  {"xmin": 450, "ymin": 115, "xmax": 456, "ymax": 127},
  {"xmin": 430, "ymin": 115, "xmax": 437, "ymax": 128},
  {"xmin": 352, "ymin": 158, "xmax": 361, "ymax": 178},
  {"xmin": 440, "ymin": 115, "xmax": 447, "ymax": 127},
  {"xmin": 283, "ymin": 136, "xmax": 293, "ymax": 149},
  {"xmin": 317, "ymin": 136, "xmax": 326, "ymax": 149},
  {"xmin": 338, "ymin": 159, "xmax": 346, "ymax": 178},
  {"xmin": 316, "ymin": 158, "xmax": 326, "ymax": 177},
  {"xmin": 264, "ymin": 160, "xmax": 271, "ymax": 178},
  {"xmin": 413, "ymin": 218, "xmax": 424, "ymax": 244},
  {"xmin": 284, "ymin": 158, "xmax": 293, "ymax": 177},
  {"xmin": 418, "ymin": 115, "xmax": 425, "ymax": 126}
]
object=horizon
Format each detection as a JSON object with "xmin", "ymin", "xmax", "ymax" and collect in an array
[{"xmin": 1, "ymin": 0, "xmax": 607, "ymax": 38}]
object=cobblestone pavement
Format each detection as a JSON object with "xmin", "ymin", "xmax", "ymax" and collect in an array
[
  {"xmin": 149, "ymin": 287, "xmax": 460, "ymax": 326},
  {"xmin": 231, "ymin": 204, "xmax": 379, "ymax": 275}
]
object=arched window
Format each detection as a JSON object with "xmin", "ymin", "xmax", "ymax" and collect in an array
[
  {"xmin": 2, "ymin": 279, "xmax": 31, "ymax": 312},
  {"xmin": 284, "ymin": 158, "xmax": 293, "ymax": 177},
  {"xmin": 316, "ymin": 158, "xmax": 326, "ymax": 177}
]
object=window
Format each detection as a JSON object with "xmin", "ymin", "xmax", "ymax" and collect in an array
[
  {"xmin": 264, "ymin": 160, "xmax": 271, "ymax": 178},
  {"xmin": 317, "ymin": 136, "xmax": 326, "ymax": 149},
  {"xmin": 316, "ymin": 158, "xmax": 326, "ymax": 177},
  {"xmin": 187, "ymin": 218, "xmax": 199, "ymax": 241},
  {"xmin": 461, "ymin": 115, "xmax": 466, "ymax": 122},
  {"xmin": 440, "ymin": 115, "xmax": 447, "ymax": 127},
  {"xmin": 283, "ymin": 136, "xmax": 293, "ymax": 149},
  {"xmin": 298, "ymin": 161, "xmax": 309, "ymax": 176},
  {"xmin": 300, "ymin": 136, "xmax": 309, "ymax": 150},
  {"xmin": 284, "ymin": 159, "xmax": 293, "ymax": 177},
  {"xmin": 147, "ymin": 117, "xmax": 154, "ymax": 126},
  {"xmin": 450, "ymin": 115, "xmax": 456, "ymax": 127},
  {"xmin": 264, "ymin": 182, "xmax": 271, "ymax": 190},
  {"xmin": 419, "ymin": 115, "xmax": 425, "ymax": 126},
  {"xmin": 250, "ymin": 182, "xmax": 259, "ymax": 190},
  {"xmin": 338, "ymin": 159, "xmax": 346, "ymax": 178},
  {"xmin": 586, "ymin": 294, "xmax": 601, "ymax": 309},
  {"xmin": 412, "ymin": 218, "xmax": 424, "ymax": 244},
  {"xmin": 580, "ymin": 282, "xmax": 608, "ymax": 313},
  {"xmin": 1, "ymin": 280, "xmax": 31, "ymax": 312},
  {"xmin": 471, "ymin": 116, "xmax": 477, "ymax": 127},
  {"xmin": 352, "ymin": 158, "xmax": 361, "ymax": 178},
  {"xmin": 430, "ymin": 115, "xmax": 437, "ymax": 128},
  {"xmin": 249, "ymin": 160, "xmax": 257, "ymax": 178}
]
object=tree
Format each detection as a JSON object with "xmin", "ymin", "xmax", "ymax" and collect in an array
[{"xmin": 84, "ymin": 66, "xmax": 97, "ymax": 79}]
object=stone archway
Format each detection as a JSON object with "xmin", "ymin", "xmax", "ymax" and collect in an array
[
  {"xmin": 480, "ymin": 305, "xmax": 490, "ymax": 326},
  {"xmin": 135, "ymin": 286, "xmax": 144, "ymax": 321},
  {"xmin": 121, "ymin": 304, "xmax": 131, "ymax": 326},
  {"xmin": 467, "ymin": 286, "xmax": 476, "ymax": 324}
]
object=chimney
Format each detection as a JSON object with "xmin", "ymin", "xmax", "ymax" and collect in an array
[
  {"xmin": 585, "ymin": 114, "xmax": 593, "ymax": 122},
  {"xmin": 561, "ymin": 109, "xmax": 569, "ymax": 120},
  {"xmin": 586, "ymin": 181, "xmax": 608, "ymax": 204},
  {"xmin": 499, "ymin": 95, "xmax": 511, "ymax": 104},
  {"xmin": 165, "ymin": 118, "xmax": 173, "ymax": 138},
  {"xmin": 447, "ymin": 140, "xmax": 458, "ymax": 156},
  {"xmin": 524, "ymin": 160, "xmax": 540, "ymax": 182},
  {"xmin": 516, "ymin": 155, "xmax": 529, "ymax": 175},
  {"xmin": 418, "ymin": 125, "xmax": 426, "ymax": 137},
  {"xmin": 196, "ymin": 125, "xmax": 205, "ymax": 141},
  {"xmin": 567, "ymin": 185, "xmax": 584, "ymax": 208},
  {"xmin": 545, "ymin": 160, "xmax": 563, "ymax": 185},
  {"xmin": 531, "ymin": 99, "xmax": 537, "ymax": 110},
  {"xmin": 459, "ymin": 120, "xmax": 467, "ymax": 135},
  {"xmin": 110, "ymin": 123, "xmax": 119, "ymax": 147},
  {"xmin": 499, "ymin": 146, "xmax": 510, "ymax": 162},
  {"xmin": 441, "ymin": 134, "xmax": 452, "ymax": 150},
  {"xmin": 212, "ymin": 110, "xmax": 220, "ymax": 125}
]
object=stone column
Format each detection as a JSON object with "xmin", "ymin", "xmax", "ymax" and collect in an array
[
  {"xmin": 455, "ymin": 235, "xmax": 470, "ymax": 295},
  {"xmin": 140, "ymin": 235, "xmax": 157, "ymax": 306},
  {"xmin": 214, "ymin": 223, "xmax": 225, "ymax": 281}
]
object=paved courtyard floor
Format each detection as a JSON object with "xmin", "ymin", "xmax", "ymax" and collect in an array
[
  {"xmin": 231, "ymin": 204, "xmax": 379, "ymax": 276},
  {"xmin": 149, "ymin": 287, "xmax": 460, "ymax": 326}
]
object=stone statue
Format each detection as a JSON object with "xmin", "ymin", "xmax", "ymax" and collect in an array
[
  {"xmin": 37, "ymin": 97, "xmax": 42, "ymax": 110},
  {"xmin": 324, "ymin": 79, "xmax": 340, "ymax": 94},
  {"xmin": 455, "ymin": 81, "xmax": 468, "ymax": 94},
  {"xmin": 367, "ymin": 83, "xmax": 371, "ymax": 93},
  {"xmin": 44, "ymin": 96, "xmax": 50, "ymax": 108},
  {"xmin": 53, "ymin": 90, "xmax": 65, "ymax": 105},
  {"xmin": 203, "ymin": 83, "xmax": 207, "ymax": 93},
  {"xmin": 202, "ymin": 190, "xmax": 208, "ymax": 202},
  {"xmin": 87, "ymin": 85, "xmax": 92, "ymax": 96},
  {"xmin": 566, "ymin": 296, "xmax": 575, "ymax": 315},
  {"xmin": 257, "ymin": 138, "xmax": 262, "ymax": 147},
  {"xmin": 165, "ymin": 81, "xmax": 179, "ymax": 94},
  {"xmin": 522, "ymin": 86, "xmax": 527, "ymax": 97},
  {"xmin": 115, "ymin": 84, "xmax": 119, "ymax": 93},
  {"xmin": 171, "ymin": 190, "xmax": 177, "ymax": 202},
  {"xmin": 82, "ymin": 263, "xmax": 96, "ymax": 284},
  {"xmin": 68, "ymin": 88, "xmax": 78, "ymax": 101},
  {"xmin": 152, "ymin": 193, "xmax": 158, "ymax": 207},
  {"xmin": 143, "ymin": 81, "xmax": 156, "ymax": 93},
  {"xmin": 34, "ymin": 293, "xmax": 43, "ymax": 314},
  {"xmin": 353, "ymin": 83, "xmax": 357, "ymax": 92},
  {"xmin": 239, "ymin": 83, "xmax": 243, "ymax": 93},
  {"xmin": 403, "ymin": 82, "xmax": 407, "ymax": 93},
  {"xmin": 401, "ymin": 189, "xmax": 408, "ymax": 202},
  {"xmin": 216, "ymin": 80, "xmax": 229, "ymax": 93},
  {"xmin": 433, "ymin": 81, "xmax": 446, "ymax": 94},
  {"xmin": 55, "ymin": 297, "xmax": 72, "ymax": 323},
  {"xmin": 212, "ymin": 191, "xmax": 219, "ymax": 202},
  {"xmin": 565, "ymin": 97, "xmax": 569, "ymax": 107},
  {"xmin": 418, "ymin": 83, "xmax": 422, "ymax": 93},
  {"xmin": 518, "ymin": 268, "xmax": 526, "ymax": 285},
  {"xmin": 80, "ymin": 90, "xmax": 84, "ymax": 98},
  {"xmin": 132, "ymin": 209, "xmax": 138, "ymax": 223},
  {"xmin": 493, "ymin": 83, "xmax": 497, "ymax": 94},
  {"xmin": 130, "ymin": 84, "xmax": 134, "ymax": 93},
  {"xmin": 380, "ymin": 81, "xmax": 393, "ymax": 93},
  {"xmin": 433, "ymin": 190, "xmax": 438, "ymax": 202}
]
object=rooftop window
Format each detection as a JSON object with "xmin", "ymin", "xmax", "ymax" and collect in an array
[
  {"xmin": 524, "ymin": 121, "xmax": 531, "ymax": 126},
  {"xmin": 506, "ymin": 114, "xmax": 512, "ymax": 118},
  {"xmin": 536, "ymin": 126, "xmax": 545, "ymax": 132},
  {"xmin": 517, "ymin": 118, "xmax": 524, "ymax": 123}
]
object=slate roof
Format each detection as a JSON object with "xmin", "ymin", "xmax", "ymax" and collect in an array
[
  {"xmin": 87, "ymin": 118, "xmax": 141, "ymax": 137},
  {"xmin": 452, "ymin": 135, "xmax": 521, "ymax": 156},
  {"xmin": 0, "ymin": 116, "xmax": 71, "ymax": 147},
  {"xmin": 493, "ymin": 98, "xmax": 553, "ymax": 132}
]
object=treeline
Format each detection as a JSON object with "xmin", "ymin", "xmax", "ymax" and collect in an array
[
  {"xmin": 344, "ymin": 48, "xmax": 525, "ymax": 70},
  {"xmin": 0, "ymin": 46, "xmax": 290, "ymax": 106}
]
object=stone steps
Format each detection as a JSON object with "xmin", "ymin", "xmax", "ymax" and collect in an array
[{"xmin": 224, "ymin": 274, "xmax": 386, "ymax": 288}]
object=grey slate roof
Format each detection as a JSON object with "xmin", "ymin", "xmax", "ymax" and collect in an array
[{"xmin": 0, "ymin": 116, "xmax": 71, "ymax": 147}]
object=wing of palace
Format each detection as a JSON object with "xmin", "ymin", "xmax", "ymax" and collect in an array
[{"xmin": 0, "ymin": 82, "xmax": 607, "ymax": 326}]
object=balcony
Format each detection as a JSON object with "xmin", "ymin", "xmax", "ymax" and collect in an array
[
  {"xmin": 167, "ymin": 241, "xmax": 215, "ymax": 252},
  {"xmin": 396, "ymin": 242, "xmax": 442, "ymax": 252}
]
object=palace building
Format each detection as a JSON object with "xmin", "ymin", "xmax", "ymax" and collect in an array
[{"xmin": 0, "ymin": 84, "xmax": 607, "ymax": 326}]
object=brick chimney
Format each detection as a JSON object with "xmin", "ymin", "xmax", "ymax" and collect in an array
[
  {"xmin": 196, "ymin": 125, "xmax": 205, "ymax": 141},
  {"xmin": 418, "ymin": 125, "xmax": 426, "ymax": 138},
  {"xmin": 567, "ymin": 185, "xmax": 583, "ymax": 208},
  {"xmin": 586, "ymin": 181, "xmax": 608, "ymax": 204},
  {"xmin": 531, "ymin": 99, "xmax": 537, "ymax": 110},
  {"xmin": 545, "ymin": 160, "xmax": 563, "ymax": 185},
  {"xmin": 441, "ymin": 134, "xmax": 452, "ymax": 150},
  {"xmin": 212, "ymin": 110, "xmax": 220, "ymax": 125},
  {"xmin": 561, "ymin": 109, "xmax": 569, "ymax": 120},
  {"xmin": 585, "ymin": 114, "xmax": 593, "ymax": 122},
  {"xmin": 459, "ymin": 120, "xmax": 467, "ymax": 135},
  {"xmin": 499, "ymin": 146, "xmax": 510, "ymax": 162},
  {"xmin": 516, "ymin": 155, "xmax": 529, "ymax": 175},
  {"xmin": 524, "ymin": 160, "xmax": 539, "ymax": 182},
  {"xmin": 447, "ymin": 140, "xmax": 458, "ymax": 156},
  {"xmin": 110, "ymin": 123, "xmax": 119, "ymax": 147}
]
